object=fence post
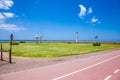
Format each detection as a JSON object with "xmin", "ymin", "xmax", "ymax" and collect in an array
[
  {"xmin": 9, "ymin": 34, "xmax": 13, "ymax": 63},
  {"xmin": 0, "ymin": 44, "xmax": 3, "ymax": 61},
  {"xmin": 9, "ymin": 48, "xmax": 12, "ymax": 63}
]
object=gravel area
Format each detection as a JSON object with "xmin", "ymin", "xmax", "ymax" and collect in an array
[{"xmin": 0, "ymin": 49, "xmax": 119, "ymax": 75}]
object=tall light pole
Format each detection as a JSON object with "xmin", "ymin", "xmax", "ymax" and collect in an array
[{"xmin": 76, "ymin": 32, "xmax": 78, "ymax": 43}]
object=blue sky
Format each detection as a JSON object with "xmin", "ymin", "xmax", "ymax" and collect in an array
[{"xmin": 0, "ymin": 0, "xmax": 120, "ymax": 41}]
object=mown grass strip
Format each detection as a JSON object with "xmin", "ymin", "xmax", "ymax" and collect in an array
[{"xmin": 2, "ymin": 43, "xmax": 120, "ymax": 58}]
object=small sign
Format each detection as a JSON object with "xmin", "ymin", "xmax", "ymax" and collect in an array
[{"xmin": 10, "ymin": 34, "xmax": 13, "ymax": 41}]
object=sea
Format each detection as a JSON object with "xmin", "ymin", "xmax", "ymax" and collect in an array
[{"xmin": 0, "ymin": 40, "xmax": 120, "ymax": 43}]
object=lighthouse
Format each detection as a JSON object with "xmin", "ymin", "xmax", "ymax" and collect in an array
[{"xmin": 76, "ymin": 32, "xmax": 78, "ymax": 43}]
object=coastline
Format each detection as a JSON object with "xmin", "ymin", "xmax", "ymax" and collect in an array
[{"xmin": 0, "ymin": 40, "xmax": 120, "ymax": 43}]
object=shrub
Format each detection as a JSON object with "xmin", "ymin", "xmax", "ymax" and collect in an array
[
  {"xmin": 12, "ymin": 42, "xmax": 19, "ymax": 45},
  {"xmin": 114, "ymin": 43, "xmax": 120, "ymax": 45},
  {"xmin": 68, "ymin": 42, "xmax": 71, "ymax": 44},
  {"xmin": 19, "ymin": 41, "xmax": 26, "ymax": 43},
  {"xmin": 93, "ymin": 42, "xmax": 101, "ymax": 46}
]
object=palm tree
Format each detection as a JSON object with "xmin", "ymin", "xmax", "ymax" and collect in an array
[
  {"xmin": 35, "ymin": 35, "xmax": 40, "ymax": 44},
  {"xmin": 39, "ymin": 36, "xmax": 42, "ymax": 43},
  {"xmin": 94, "ymin": 36, "xmax": 98, "ymax": 42}
]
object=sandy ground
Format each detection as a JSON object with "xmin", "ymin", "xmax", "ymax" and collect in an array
[{"xmin": 0, "ymin": 49, "xmax": 119, "ymax": 75}]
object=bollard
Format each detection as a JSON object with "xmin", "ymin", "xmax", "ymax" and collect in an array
[
  {"xmin": 0, "ymin": 44, "xmax": 3, "ymax": 61},
  {"xmin": 9, "ymin": 49, "xmax": 12, "ymax": 63},
  {"xmin": 9, "ymin": 34, "xmax": 13, "ymax": 63}
]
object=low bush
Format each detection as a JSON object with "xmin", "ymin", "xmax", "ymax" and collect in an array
[
  {"xmin": 68, "ymin": 42, "xmax": 71, "ymax": 44},
  {"xmin": 12, "ymin": 42, "xmax": 19, "ymax": 45},
  {"xmin": 113, "ymin": 43, "xmax": 120, "ymax": 45},
  {"xmin": 19, "ymin": 41, "xmax": 26, "ymax": 43},
  {"xmin": 93, "ymin": 42, "xmax": 101, "ymax": 46}
]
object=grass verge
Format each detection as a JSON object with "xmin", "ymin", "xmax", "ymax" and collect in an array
[{"xmin": 2, "ymin": 42, "xmax": 120, "ymax": 58}]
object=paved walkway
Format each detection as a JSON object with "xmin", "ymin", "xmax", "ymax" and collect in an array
[{"xmin": 0, "ymin": 49, "xmax": 120, "ymax": 80}]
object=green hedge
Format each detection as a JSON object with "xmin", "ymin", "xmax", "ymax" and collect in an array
[
  {"xmin": 93, "ymin": 42, "xmax": 101, "ymax": 46},
  {"xmin": 12, "ymin": 42, "xmax": 19, "ymax": 45},
  {"xmin": 68, "ymin": 42, "xmax": 71, "ymax": 44},
  {"xmin": 19, "ymin": 41, "xmax": 26, "ymax": 43}
]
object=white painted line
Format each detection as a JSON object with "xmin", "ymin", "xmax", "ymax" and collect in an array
[
  {"xmin": 114, "ymin": 69, "xmax": 119, "ymax": 74},
  {"xmin": 53, "ymin": 55, "xmax": 120, "ymax": 80},
  {"xmin": 104, "ymin": 75, "xmax": 112, "ymax": 80}
]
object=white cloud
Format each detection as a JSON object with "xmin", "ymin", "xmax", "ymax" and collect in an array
[
  {"xmin": 0, "ymin": 12, "xmax": 14, "ymax": 22},
  {"xmin": 0, "ymin": 23, "xmax": 25, "ymax": 31},
  {"xmin": 0, "ymin": 13, "xmax": 5, "ymax": 20},
  {"xmin": 78, "ymin": 4, "xmax": 87, "ymax": 18},
  {"xmin": 88, "ymin": 7, "xmax": 92, "ymax": 14},
  {"xmin": 0, "ymin": 0, "xmax": 14, "ymax": 10},
  {"xmin": 78, "ymin": 4, "xmax": 101, "ymax": 24},
  {"xmin": 0, "ymin": 0, "xmax": 25, "ymax": 32},
  {"xmin": 3, "ymin": 12, "xmax": 14, "ymax": 18},
  {"xmin": 91, "ymin": 17, "xmax": 99, "ymax": 23}
]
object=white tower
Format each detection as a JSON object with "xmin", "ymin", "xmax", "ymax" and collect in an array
[{"xmin": 76, "ymin": 32, "xmax": 78, "ymax": 43}]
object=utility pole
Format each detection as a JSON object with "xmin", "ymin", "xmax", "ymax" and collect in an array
[{"xmin": 76, "ymin": 32, "xmax": 78, "ymax": 43}]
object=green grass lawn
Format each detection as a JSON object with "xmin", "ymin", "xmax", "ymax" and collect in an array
[{"xmin": 2, "ymin": 42, "xmax": 120, "ymax": 58}]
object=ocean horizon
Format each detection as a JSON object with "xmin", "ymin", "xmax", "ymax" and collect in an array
[{"xmin": 0, "ymin": 40, "xmax": 120, "ymax": 43}]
